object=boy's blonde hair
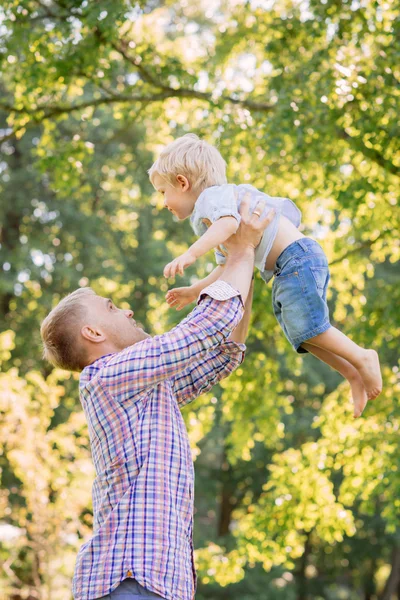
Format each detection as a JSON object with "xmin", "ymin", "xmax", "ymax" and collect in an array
[
  {"xmin": 149, "ymin": 133, "xmax": 227, "ymax": 193},
  {"xmin": 40, "ymin": 287, "xmax": 95, "ymax": 372}
]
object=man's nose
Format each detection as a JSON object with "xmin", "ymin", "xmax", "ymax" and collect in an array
[{"xmin": 125, "ymin": 309, "xmax": 133, "ymax": 318}]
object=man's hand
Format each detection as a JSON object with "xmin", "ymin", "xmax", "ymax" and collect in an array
[
  {"xmin": 164, "ymin": 250, "xmax": 197, "ymax": 279},
  {"xmin": 224, "ymin": 192, "xmax": 275, "ymax": 257},
  {"xmin": 218, "ymin": 194, "xmax": 275, "ymax": 304}
]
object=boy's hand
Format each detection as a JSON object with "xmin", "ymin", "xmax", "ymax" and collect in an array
[
  {"xmin": 164, "ymin": 250, "xmax": 196, "ymax": 279},
  {"xmin": 166, "ymin": 286, "xmax": 198, "ymax": 310}
]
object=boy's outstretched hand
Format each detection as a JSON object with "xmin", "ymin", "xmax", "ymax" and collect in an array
[
  {"xmin": 164, "ymin": 250, "xmax": 196, "ymax": 279},
  {"xmin": 166, "ymin": 286, "xmax": 198, "ymax": 310}
]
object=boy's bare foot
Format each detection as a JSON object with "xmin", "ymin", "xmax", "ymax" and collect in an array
[
  {"xmin": 357, "ymin": 349, "xmax": 382, "ymax": 400},
  {"xmin": 348, "ymin": 372, "xmax": 368, "ymax": 418}
]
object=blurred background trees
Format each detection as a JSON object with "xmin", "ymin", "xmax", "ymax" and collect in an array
[{"xmin": 0, "ymin": 0, "xmax": 399, "ymax": 598}]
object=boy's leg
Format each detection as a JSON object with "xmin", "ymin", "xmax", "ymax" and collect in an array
[
  {"xmin": 304, "ymin": 326, "xmax": 382, "ymax": 400},
  {"xmin": 301, "ymin": 342, "xmax": 368, "ymax": 417}
]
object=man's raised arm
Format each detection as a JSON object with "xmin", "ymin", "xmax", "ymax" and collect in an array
[
  {"xmin": 101, "ymin": 198, "xmax": 271, "ymax": 402},
  {"xmin": 171, "ymin": 199, "xmax": 272, "ymax": 406},
  {"xmin": 171, "ymin": 279, "xmax": 254, "ymax": 407}
]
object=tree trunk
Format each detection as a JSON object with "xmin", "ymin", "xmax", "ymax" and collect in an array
[
  {"xmin": 379, "ymin": 544, "xmax": 400, "ymax": 600},
  {"xmin": 364, "ymin": 555, "xmax": 377, "ymax": 600},
  {"xmin": 217, "ymin": 447, "xmax": 235, "ymax": 537},
  {"xmin": 0, "ymin": 140, "xmax": 22, "ymax": 320},
  {"xmin": 297, "ymin": 531, "xmax": 312, "ymax": 600}
]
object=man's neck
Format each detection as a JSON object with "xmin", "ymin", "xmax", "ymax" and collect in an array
[{"xmin": 86, "ymin": 343, "xmax": 119, "ymax": 366}]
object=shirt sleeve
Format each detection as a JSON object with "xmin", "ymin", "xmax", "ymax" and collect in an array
[
  {"xmin": 171, "ymin": 340, "xmax": 245, "ymax": 408},
  {"xmin": 99, "ymin": 281, "xmax": 244, "ymax": 402},
  {"xmin": 214, "ymin": 247, "xmax": 227, "ymax": 265},
  {"xmin": 195, "ymin": 185, "xmax": 241, "ymax": 227}
]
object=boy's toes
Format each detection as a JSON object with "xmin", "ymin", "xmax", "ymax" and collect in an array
[
  {"xmin": 367, "ymin": 386, "xmax": 382, "ymax": 401},
  {"xmin": 367, "ymin": 382, "xmax": 383, "ymax": 400},
  {"xmin": 358, "ymin": 349, "xmax": 382, "ymax": 401}
]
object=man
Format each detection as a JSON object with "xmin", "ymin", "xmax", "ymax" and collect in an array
[{"xmin": 40, "ymin": 198, "xmax": 272, "ymax": 600}]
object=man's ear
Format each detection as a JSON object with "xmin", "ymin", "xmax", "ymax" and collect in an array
[
  {"xmin": 81, "ymin": 325, "xmax": 106, "ymax": 344},
  {"xmin": 176, "ymin": 174, "xmax": 190, "ymax": 191}
]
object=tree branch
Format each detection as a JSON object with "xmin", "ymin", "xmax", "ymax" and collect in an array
[
  {"xmin": 3, "ymin": 5, "xmax": 397, "ymax": 178},
  {"xmin": 329, "ymin": 229, "xmax": 392, "ymax": 266},
  {"xmin": 0, "ymin": 76, "xmax": 273, "ymax": 142},
  {"xmin": 101, "ymin": 31, "xmax": 274, "ymax": 111},
  {"xmin": 337, "ymin": 128, "xmax": 399, "ymax": 177},
  {"xmin": 0, "ymin": 93, "xmax": 171, "ymax": 142},
  {"xmin": 1, "ymin": 30, "xmax": 397, "ymax": 179}
]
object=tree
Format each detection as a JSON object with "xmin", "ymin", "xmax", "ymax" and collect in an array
[{"xmin": 0, "ymin": 0, "xmax": 398, "ymax": 598}]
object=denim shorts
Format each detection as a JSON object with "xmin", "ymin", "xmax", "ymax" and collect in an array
[
  {"xmin": 96, "ymin": 578, "xmax": 165, "ymax": 599},
  {"xmin": 271, "ymin": 238, "xmax": 331, "ymax": 353}
]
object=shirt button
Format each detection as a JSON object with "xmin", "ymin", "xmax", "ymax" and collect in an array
[{"xmin": 127, "ymin": 570, "xmax": 132, "ymax": 577}]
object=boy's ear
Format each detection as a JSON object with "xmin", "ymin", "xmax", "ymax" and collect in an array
[{"xmin": 176, "ymin": 174, "xmax": 190, "ymax": 191}]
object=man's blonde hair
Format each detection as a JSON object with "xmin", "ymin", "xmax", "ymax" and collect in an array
[
  {"xmin": 148, "ymin": 133, "xmax": 227, "ymax": 193},
  {"xmin": 40, "ymin": 287, "xmax": 95, "ymax": 372}
]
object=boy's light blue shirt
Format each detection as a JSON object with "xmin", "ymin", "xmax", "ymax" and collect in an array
[{"xmin": 190, "ymin": 184, "xmax": 302, "ymax": 283}]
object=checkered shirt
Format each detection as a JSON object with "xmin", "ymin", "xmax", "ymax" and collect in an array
[{"xmin": 72, "ymin": 281, "xmax": 245, "ymax": 600}]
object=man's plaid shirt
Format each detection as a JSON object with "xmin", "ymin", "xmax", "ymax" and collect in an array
[{"xmin": 72, "ymin": 281, "xmax": 246, "ymax": 600}]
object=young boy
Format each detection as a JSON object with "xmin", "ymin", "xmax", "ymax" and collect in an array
[{"xmin": 148, "ymin": 134, "xmax": 382, "ymax": 417}]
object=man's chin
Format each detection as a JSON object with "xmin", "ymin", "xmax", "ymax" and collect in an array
[
  {"xmin": 118, "ymin": 330, "xmax": 150, "ymax": 350},
  {"xmin": 135, "ymin": 326, "xmax": 150, "ymax": 340}
]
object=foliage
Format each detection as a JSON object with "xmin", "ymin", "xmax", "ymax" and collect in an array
[{"xmin": 0, "ymin": 0, "xmax": 399, "ymax": 598}]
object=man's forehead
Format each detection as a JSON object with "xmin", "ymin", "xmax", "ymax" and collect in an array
[{"xmin": 83, "ymin": 293, "xmax": 107, "ymax": 308}]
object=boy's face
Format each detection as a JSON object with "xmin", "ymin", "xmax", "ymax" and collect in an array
[{"xmin": 153, "ymin": 173, "xmax": 197, "ymax": 220}]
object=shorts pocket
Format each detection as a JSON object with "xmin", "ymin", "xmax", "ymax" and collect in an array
[
  {"xmin": 275, "ymin": 269, "xmax": 299, "ymax": 280},
  {"xmin": 310, "ymin": 267, "xmax": 329, "ymax": 296}
]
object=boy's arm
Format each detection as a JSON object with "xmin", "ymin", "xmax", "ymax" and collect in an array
[
  {"xmin": 189, "ymin": 217, "xmax": 238, "ymax": 260},
  {"xmin": 164, "ymin": 217, "xmax": 238, "ymax": 279}
]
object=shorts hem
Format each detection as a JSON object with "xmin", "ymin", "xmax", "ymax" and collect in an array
[{"xmin": 292, "ymin": 321, "xmax": 331, "ymax": 353}]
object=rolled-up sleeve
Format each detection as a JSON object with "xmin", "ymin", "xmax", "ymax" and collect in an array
[
  {"xmin": 172, "ymin": 339, "xmax": 245, "ymax": 407},
  {"xmin": 172, "ymin": 281, "xmax": 246, "ymax": 405},
  {"xmin": 100, "ymin": 281, "xmax": 244, "ymax": 402}
]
